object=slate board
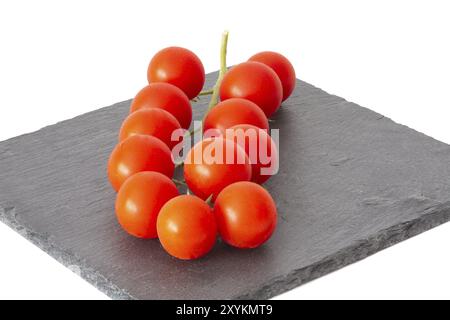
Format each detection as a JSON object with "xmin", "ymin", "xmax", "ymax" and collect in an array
[{"xmin": 1, "ymin": 72, "xmax": 450, "ymax": 300}]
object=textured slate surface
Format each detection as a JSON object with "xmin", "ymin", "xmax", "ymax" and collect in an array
[{"xmin": 1, "ymin": 72, "xmax": 450, "ymax": 300}]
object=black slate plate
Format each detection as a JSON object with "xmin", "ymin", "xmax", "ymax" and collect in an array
[{"xmin": 1, "ymin": 73, "xmax": 450, "ymax": 299}]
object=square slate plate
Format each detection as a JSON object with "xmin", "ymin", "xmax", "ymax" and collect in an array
[{"xmin": 1, "ymin": 73, "xmax": 450, "ymax": 299}]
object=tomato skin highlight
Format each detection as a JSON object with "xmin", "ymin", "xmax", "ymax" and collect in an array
[
  {"xmin": 115, "ymin": 171, "xmax": 179, "ymax": 239},
  {"xmin": 119, "ymin": 108, "xmax": 182, "ymax": 150},
  {"xmin": 147, "ymin": 47, "xmax": 205, "ymax": 100},
  {"xmin": 249, "ymin": 51, "xmax": 296, "ymax": 101},
  {"xmin": 157, "ymin": 195, "xmax": 217, "ymax": 260},
  {"xmin": 184, "ymin": 137, "xmax": 252, "ymax": 201},
  {"xmin": 226, "ymin": 124, "xmax": 278, "ymax": 184},
  {"xmin": 107, "ymin": 135, "xmax": 175, "ymax": 192},
  {"xmin": 203, "ymin": 98, "xmax": 269, "ymax": 135},
  {"xmin": 219, "ymin": 61, "xmax": 283, "ymax": 117},
  {"xmin": 214, "ymin": 181, "xmax": 277, "ymax": 249},
  {"xmin": 130, "ymin": 83, "xmax": 192, "ymax": 129}
]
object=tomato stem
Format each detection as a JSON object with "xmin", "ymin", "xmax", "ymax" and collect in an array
[
  {"xmin": 172, "ymin": 178, "xmax": 186, "ymax": 186},
  {"xmin": 205, "ymin": 30, "xmax": 229, "ymax": 116},
  {"xmin": 199, "ymin": 89, "xmax": 214, "ymax": 96},
  {"xmin": 177, "ymin": 126, "xmax": 202, "ymax": 169},
  {"xmin": 182, "ymin": 125, "xmax": 201, "ymax": 140},
  {"xmin": 175, "ymin": 162, "xmax": 183, "ymax": 169},
  {"xmin": 205, "ymin": 194, "xmax": 214, "ymax": 206},
  {"xmin": 190, "ymin": 126, "xmax": 202, "ymax": 136},
  {"xmin": 178, "ymin": 31, "xmax": 229, "ymax": 172}
]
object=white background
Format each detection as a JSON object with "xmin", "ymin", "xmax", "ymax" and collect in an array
[{"xmin": 0, "ymin": 0, "xmax": 449, "ymax": 299}]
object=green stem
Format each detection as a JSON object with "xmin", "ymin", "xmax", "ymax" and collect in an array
[
  {"xmin": 205, "ymin": 31, "xmax": 229, "ymax": 118},
  {"xmin": 177, "ymin": 31, "xmax": 230, "ymax": 171},
  {"xmin": 172, "ymin": 178, "xmax": 186, "ymax": 186},
  {"xmin": 182, "ymin": 125, "xmax": 201, "ymax": 139},
  {"xmin": 190, "ymin": 126, "xmax": 202, "ymax": 136},
  {"xmin": 205, "ymin": 194, "xmax": 214, "ymax": 206},
  {"xmin": 198, "ymin": 89, "xmax": 214, "ymax": 96},
  {"xmin": 175, "ymin": 162, "xmax": 183, "ymax": 169},
  {"xmin": 177, "ymin": 126, "xmax": 202, "ymax": 168}
]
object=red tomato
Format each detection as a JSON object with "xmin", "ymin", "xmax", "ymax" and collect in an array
[
  {"xmin": 115, "ymin": 171, "xmax": 179, "ymax": 239},
  {"xmin": 130, "ymin": 83, "xmax": 192, "ymax": 129},
  {"xmin": 119, "ymin": 108, "xmax": 182, "ymax": 150},
  {"xmin": 184, "ymin": 137, "xmax": 252, "ymax": 200},
  {"xmin": 203, "ymin": 98, "xmax": 269, "ymax": 136},
  {"xmin": 219, "ymin": 61, "xmax": 283, "ymax": 117},
  {"xmin": 147, "ymin": 47, "xmax": 205, "ymax": 100},
  {"xmin": 157, "ymin": 195, "xmax": 217, "ymax": 260},
  {"xmin": 107, "ymin": 135, "xmax": 175, "ymax": 192},
  {"xmin": 214, "ymin": 181, "xmax": 277, "ymax": 248},
  {"xmin": 249, "ymin": 51, "xmax": 296, "ymax": 101},
  {"xmin": 226, "ymin": 124, "xmax": 278, "ymax": 184}
]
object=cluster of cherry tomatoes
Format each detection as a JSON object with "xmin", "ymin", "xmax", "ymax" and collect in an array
[{"xmin": 107, "ymin": 33, "xmax": 295, "ymax": 260}]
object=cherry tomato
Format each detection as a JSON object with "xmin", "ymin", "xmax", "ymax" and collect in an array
[
  {"xmin": 184, "ymin": 137, "xmax": 252, "ymax": 200},
  {"xmin": 147, "ymin": 47, "xmax": 205, "ymax": 100},
  {"xmin": 130, "ymin": 83, "xmax": 192, "ymax": 129},
  {"xmin": 119, "ymin": 108, "xmax": 182, "ymax": 150},
  {"xmin": 157, "ymin": 195, "xmax": 217, "ymax": 260},
  {"xmin": 107, "ymin": 135, "xmax": 175, "ymax": 192},
  {"xmin": 226, "ymin": 124, "xmax": 278, "ymax": 184},
  {"xmin": 219, "ymin": 61, "xmax": 283, "ymax": 117},
  {"xmin": 249, "ymin": 51, "xmax": 296, "ymax": 101},
  {"xmin": 214, "ymin": 181, "xmax": 277, "ymax": 248},
  {"xmin": 203, "ymin": 98, "xmax": 269, "ymax": 136},
  {"xmin": 115, "ymin": 171, "xmax": 179, "ymax": 239}
]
